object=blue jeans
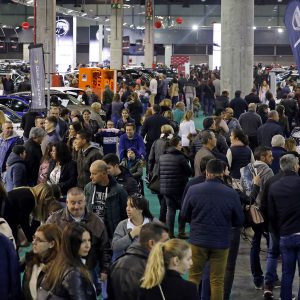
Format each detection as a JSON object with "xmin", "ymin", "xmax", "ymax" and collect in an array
[
  {"xmin": 280, "ymin": 234, "xmax": 300, "ymax": 300},
  {"xmin": 264, "ymin": 233, "xmax": 280, "ymax": 288},
  {"xmin": 199, "ymin": 228, "xmax": 241, "ymax": 300},
  {"xmin": 250, "ymin": 224, "xmax": 268, "ymax": 286}
]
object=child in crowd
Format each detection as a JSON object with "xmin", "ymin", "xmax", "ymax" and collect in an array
[{"xmin": 193, "ymin": 97, "xmax": 200, "ymax": 117}]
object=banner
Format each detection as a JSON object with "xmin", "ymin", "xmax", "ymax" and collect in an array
[
  {"xmin": 284, "ymin": 0, "xmax": 300, "ymax": 72},
  {"xmin": 29, "ymin": 44, "xmax": 46, "ymax": 111}
]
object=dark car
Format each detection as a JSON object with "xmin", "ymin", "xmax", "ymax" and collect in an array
[{"xmin": 0, "ymin": 95, "xmax": 29, "ymax": 116}]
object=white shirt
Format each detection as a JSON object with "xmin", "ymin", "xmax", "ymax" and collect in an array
[
  {"xmin": 149, "ymin": 78, "xmax": 157, "ymax": 94},
  {"xmin": 179, "ymin": 120, "xmax": 196, "ymax": 147}
]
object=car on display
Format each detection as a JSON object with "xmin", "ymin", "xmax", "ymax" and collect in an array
[
  {"xmin": 276, "ymin": 70, "xmax": 300, "ymax": 85},
  {"xmin": 0, "ymin": 104, "xmax": 23, "ymax": 137},
  {"xmin": 0, "ymin": 69, "xmax": 26, "ymax": 90},
  {"xmin": 0, "ymin": 95, "xmax": 29, "ymax": 116}
]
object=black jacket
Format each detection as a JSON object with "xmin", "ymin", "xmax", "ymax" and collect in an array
[
  {"xmin": 215, "ymin": 95, "xmax": 229, "ymax": 111},
  {"xmin": 159, "ymin": 147, "xmax": 192, "ymax": 196},
  {"xmin": 280, "ymin": 98, "xmax": 299, "ymax": 118},
  {"xmin": 257, "ymin": 119, "xmax": 284, "ymax": 147},
  {"xmin": 139, "ymin": 270, "xmax": 198, "ymax": 300},
  {"xmin": 40, "ymin": 267, "xmax": 97, "ymax": 300},
  {"xmin": 108, "ymin": 242, "xmax": 149, "ymax": 300},
  {"xmin": 245, "ymin": 92, "xmax": 260, "ymax": 105},
  {"xmin": 116, "ymin": 165, "xmax": 140, "ymax": 195},
  {"xmin": 25, "ymin": 138, "xmax": 43, "ymax": 185},
  {"xmin": 47, "ymin": 160, "xmax": 78, "ymax": 195},
  {"xmin": 21, "ymin": 112, "xmax": 40, "ymax": 139},
  {"xmin": 229, "ymin": 97, "xmax": 248, "ymax": 119},
  {"xmin": 128, "ymin": 100, "xmax": 143, "ymax": 126},
  {"xmin": 268, "ymin": 171, "xmax": 300, "ymax": 236}
]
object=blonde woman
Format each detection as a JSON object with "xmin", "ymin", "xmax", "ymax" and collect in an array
[
  {"xmin": 0, "ymin": 110, "xmax": 6, "ymax": 131},
  {"xmin": 259, "ymin": 80, "xmax": 270, "ymax": 104},
  {"xmin": 140, "ymin": 239, "xmax": 198, "ymax": 300},
  {"xmin": 179, "ymin": 110, "xmax": 196, "ymax": 147}
]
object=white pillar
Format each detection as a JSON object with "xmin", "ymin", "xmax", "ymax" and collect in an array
[
  {"xmin": 144, "ymin": 19, "xmax": 154, "ymax": 68},
  {"xmin": 73, "ymin": 16, "xmax": 77, "ymax": 70},
  {"xmin": 110, "ymin": 1, "xmax": 123, "ymax": 70},
  {"xmin": 164, "ymin": 44, "xmax": 172, "ymax": 67},
  {"xmin": 36, "ymin": 0, "xmax": 56, "ymax": 75},
  {"xmin": 23, "ymin": 43, "xmax": 30, "ymax": 61},
  {"xmin": 98, "ymin": 24, "xmax": 104, "ymax": 64},
  {"xmin": 221, "ymin": 0, "xmax": 254, "ymax": 99}
]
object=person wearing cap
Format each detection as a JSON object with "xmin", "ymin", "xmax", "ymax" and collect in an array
[{"xmin": 238, "ymin": 103, "xmax": 262, "ymax": 151}]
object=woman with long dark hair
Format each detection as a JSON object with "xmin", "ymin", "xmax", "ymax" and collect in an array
[
  {"xmin": 22, "ymin": 224, "xmax": 62, "ymax": 300},
  {"xmin": 47, "ymin": 142, "xmax": 77, "ymax": 197},
  {"xmin": 40, "ymin": 223, "xmax": 97, "ymax": 299},
  {"xmin": 112, "ymin": 194, "xmax": 156, "ymax": 257}
]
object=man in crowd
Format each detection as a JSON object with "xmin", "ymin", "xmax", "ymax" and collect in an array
[
  {"xmin": 41, "ymin": 116, "xmax": 60, "ymax": 155},
  {"xmin": 239, "ymin": 103, "xmax": 262, "ymax": 150},
  {"xmin": 119, "ymin": 123, "xmax": 145, "ymax": 161},
  {"xmin": 34, "ymin": 116, "xmax": 45, "ymax": 130},
  {"xmin": 76, "ymin": 130, "xmax": 103, "ymax": 189},
  {"xmin": 0, "ymin": 121, "xmax": 23, "ymax": 179},
  {"xmin": 149, "ymin": 74, "xmax": 158, "ymax": 106},
  {"xmin": 245, "ymin": 88, "xmax": 261, "ymax": 105},
  {"xmin": 268, "ymin": 154, "xmax": 300, "ymax": 300},
  {"xmin": 84, "ymin": 160, "xmax": 128, "ymax": 239},
  {"xmin": 102, "ymin": 153, "xmax": 140, "ymax": 195},
  {"xmin": 49, "ymin": 106, "xmax": 68, "ymax": 141},
  {"xmin": 24, "ymin": 127, "xmax": 46, "ymax": 185},
  {"xmin": 229, "ymin": 90, "xmax": 248, "ymax": 119},
  {"xmin": 21, "ymin": 110, "xmax": 40, "ymax": 142},
  {"xmin": 108, "ymin": 223, "xmax": 169, "ymax": 300},
  {"xmin": 47, "ymin": 187, "xmax": 111, "ymax": 294},
  {"xmin": 257, "ymin": 110, "xmax": 283, "ymax": 147},
  {"xmin": 181, "ymin": 159, "xmax": 244, "ymax": 300},
  {"xmin": 215, "ymin": 90, "xmax": 230, "ymax": 113}
]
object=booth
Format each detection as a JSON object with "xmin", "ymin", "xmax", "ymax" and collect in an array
[{"xmin": 78, "ymin": 67, "xmax": 115, "ymax": 100}]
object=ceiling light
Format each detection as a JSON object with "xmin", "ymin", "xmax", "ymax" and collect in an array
[
  {"xmin": 267, "ymin": 26, "xmax": 271, "ymax": 29},
  {"xmin": 106, "ymin": 28, "xmax": 111, "ymax": 32},
  {"xmin": 278, "ymin": 28, "xmax": 284, "ymax": 33},
  {"xmin": 192, "ymin": 25, "xmax": 198, "ymax": 30},
  {"xmin": 82, "ymin": 13, "xmax": 87, "ymax": 16},
  {"xmin": 253, "ymin": 26, "xmax": 257, "ymax": 30},
  {"xmin": 94, "ymin": 16, "xmax": 100, "ymax": 20}
]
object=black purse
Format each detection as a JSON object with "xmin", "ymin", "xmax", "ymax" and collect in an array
[{"xmin": 148, "ymin": 175, "xmax": 160, "ymax": 194}]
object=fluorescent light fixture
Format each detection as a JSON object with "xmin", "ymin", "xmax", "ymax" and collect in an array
[
  {"xmin": 105, "ymin": 18, "xmax": 110, "ymax": 22},
  {"xmin": 123, "ymin": 23, "xmax": 127, "ymax": 26},
  {"xmin": 106, "ymin": 28, "xmax": 111, "ymax": 32},
  {"xmin": 278, "ymin": 28, "xmax": 283, "ymax": 33},
  {"xmin": 15, "ymin": 26, "xmax": 20, "ymax": 29},
  {"xmin": 192, "ymin": 25, "xmax": 199, "ymax": 30},
  {"xmin": 94, "ymin": 16, "xmax": 100, "ymax": 20},
  {"xmin": 267, "ymin": 26, "xmax": 271, "ymax": 29},
  {"xmin": 27, "ymin": 16, "xmax": 34, "ymax": 19},
  {"xmin": 82, "ymin": 13, "xmax": 87, "ymax": 16},
  {"xmin": 253, "ymin": 26, "xmax": 257, "ymax": 30}
]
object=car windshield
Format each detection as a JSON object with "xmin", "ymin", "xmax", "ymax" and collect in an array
[{"xmin": 0, "ymin": 106, "xmax": 21, "ymax": 123}]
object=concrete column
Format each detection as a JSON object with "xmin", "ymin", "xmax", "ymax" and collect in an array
[
  {"xmin": 110, "ymin": 1, "xmax": 123, "ymax": 70},
  {"xmin": 221, "ymin": 0, "xmax": 254, "ymax": 99},
  {"xmin": 144, "ymin": 19, "xmax": 154, "ymax": 68},
  {"xmin": 73, "ymin": 16, "xmax": 77, "ymax": 70},
  {"xmin": 23, "ymin": 43, "xmax": 30, "ymax": 61},
  {"xmin": 164, "ymin": 44, "xmax": 172, "ymax": 67},
  {"xmin": 36, "ymin": 0, "xmax": 56, "ymax": 75},
  {"xmin": 98, "ymin": 24, "xmax": 104, "ymax": 64}
]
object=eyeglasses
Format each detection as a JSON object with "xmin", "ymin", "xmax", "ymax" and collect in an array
[{"xmin": 32, "ymin": 235, "xmax": 48, "ymax": 243}]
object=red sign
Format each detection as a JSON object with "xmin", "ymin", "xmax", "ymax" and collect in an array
[{"xmin": 22, "ymin": 22, "xmax": 30, "ymax": 30}]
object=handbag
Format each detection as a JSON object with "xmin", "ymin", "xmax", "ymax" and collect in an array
[
  {"xmin": 148, "ymin": 175, "xmax": 160, "ymax": 194},
  {"xmin": 158, "ymin": 284, "xmax": 166, "ymax": 300}
]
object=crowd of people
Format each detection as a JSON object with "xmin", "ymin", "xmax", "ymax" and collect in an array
[{"xmin": 1, "ymin": 67, "xmax": 300, "ymax": 300}]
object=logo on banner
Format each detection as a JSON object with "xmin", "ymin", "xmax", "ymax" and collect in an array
[
  {"xmin": 293, "ymin": 6, "xmax": 300, "ymax": 48},
  {"xmin": 56, "ymin": 19, "xmax": 70, "ymax": 37}
]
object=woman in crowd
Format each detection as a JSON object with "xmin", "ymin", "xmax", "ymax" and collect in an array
[
  {"xmin": 22, "ymin": 224, "xmax": 62, "ymax": 300},
  {"xmin": 37, "ymin": 143, "xmax": 54, "ymax": 184},
  {"xmin": 1, "ymin": 183, "xmax": 61, "ymax": 243},
  {"xmin": 163, "ymin": 110, "xmax": 179, "ymax": 135},
  {"xmin": 226, "ymin": 128, "xmax": 254, "ymax": 179},
  {"xmin": 169, "ymin": 77, "xmax": 179, "ymax": 107},
  {"xmin": 40, "ymin": 223, "xmax": 97, "ymax": 299},
  {"xmin": 117, "ymin": 108, "xmax": 135, "ymax": 132},
  {"xmin": 127, "ymin": 92, "xmax": 143, "ymax": 133},
  {"xmin": 276, "ymin": 104, "xmax": 290, "ymax": 137},
  {"xmin": 82, "ymin": 109, "xmax": 100, "ymax": 138},
  {"xmin": 285, "ymin": 137, "xmax": 297, "ymax": 152},
  {"xmin": 90, "ymin": 102, "xmax": 106, "ymax": 127},
  {"xmin": 111, "ymin": 93, "xmax": 124, "ymax": 127},
  {"xmin": 159, "ymin": 99, "xmax": 172, "ymax": 115},
  {"xmin": 47, "ymin": 142, "xmax": 77, "ymax": 197},
  {"xmin": 259, "ymin": 80, "xmax": 270, "ymax": 103},
  {"xmin": 112, "ymin": 194, "xmax": 156, "ymax": 258},
  {"xmin": 148, "ymin": 125, "xmax": 174, "ymax": 223},
  {"xmin": 66, "ymin": 121, "xmax": 82, "ymax": 160},
  {"xmin": 140, "ymin": 239, "xmax": 198, "ymax": 300},
  {"xmin": 179, "ymin": 110, "xmax": 197, "ymax": 149}
]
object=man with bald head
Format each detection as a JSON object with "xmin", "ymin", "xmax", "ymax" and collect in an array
[
  {"xmin": 239, "ymin": 103, "xmax": 262, "ymax": 150},
  {"xmin": 257, "ymin": 110, "xmax": 283, "ymax": 147},
  {"xmin": 84, "ymin": 160, "xmax": 128, "ymax": 239}
]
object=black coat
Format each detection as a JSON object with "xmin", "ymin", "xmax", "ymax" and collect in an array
[
  {"xmin": 21, "ymin": 112, "xmax": 40, "ymax": 139},
  {"xmin": 128, "ymin": 100, "xmax": 143, "ymax": 126},
  {"xmin": 108, "ymin": 242, "xmax": 149, "ymax": 300},
  {"xmin": 25, "ymin": 138, "xmax": 43, "ymax": 185},
  {"xmin": 47, "ymin": 160, "xmax": 78, "ymax": 195},
  {"xmin": 139, "ymin": 270, "xmax": 198, "ymax": 300},
  {"xmin": 229, "ymin": 97, "xmax": 248, "ymax": 119},
  {"xmin": 245, "ymin": 92, "xmax": 260, "ymax": 105},
  {"xmin": 257, "ymin": 119, "xmax": 284, "ymax": 147},
  {"xmin": 159, "ymin": 147, "xmax": 192, "ymax": 196}
]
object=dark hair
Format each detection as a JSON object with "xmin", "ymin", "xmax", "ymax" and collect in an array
[
  {"xmin": 254, "ymin": 146, "xmax": 272, "ymax": 161},
  {"xmin": 77, "ymin": 129, "xmax": 92, "ymax": 143},
  {"xmin": 35, "ymin": 115, "xmax": 44, "ymax": 121},
  {"xmin": 266, "ymin": 91, "xmax": 273, "ymax": 100},
  {"xmin": 276, "ymin": 104, "xmax": 285, "ymax": 117},
  {"xmin": 125, "ymin": 123, "xmax": 136, "ymax": 131},
  {"xmin": 103, "ymin": 153, "xmax": 119, "ymax": 166},
  {"xmin": 50, "ymin": 95, "xmax": 60, "ymax": 107},
  {"xmin": 12, "ymin": 145, "xmax": 25, "ymax": 155},
  {"xmin": 43, "ymin": 223, "xmax": 92, "ymax": 291},
  {"xmin": 46, "ymin": 116, "xmax": 58, "ymax": 127},
  {"xmin": 206, "ymin": 159, "xmax": 226, "ymax": 175},
  {"xmin": 232, "ymin": 128, "xmax": 249, "ymax": 145},
  {"xmin": 60, "ymin": 108, "xmax": 70, "ymax": 118},
  {"xmin": 235, "ymin": 90, "xmax": 241, "ymax": 97},
  {"xmin": 82, "ymin": 109, "xmax": 91, "ymax": 115},
  {"xmin": 202, "ymin": 130, "xmax": 214, "ymax": 145},
  {"xmin": 139, "ymin": 223, "xmax": 168, "ymax": 248},
  {"xmin": 200, "ymin": 156, "xmax": 213, "ymax": 173},
  {"xmin": 152, "ymin": 104, "xmax": 161, "ymax": 113},
  {"xmin": 53, "ymin": 142, "xmax": 72, "ymax": 164},
  {"xmin": 203, "ymin": 117, "xmax": 214, "ymax": 130},
  {"xmin": 168, "ymin": 136, "xmax": 181, "ymax": 147},
  {"xmin": 128, "ymin": 194, "xmax": 154, "ymax": 219},
  {"xmin": 70, "ymin": 121, "xmax": 82, "ymax": 132}
]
